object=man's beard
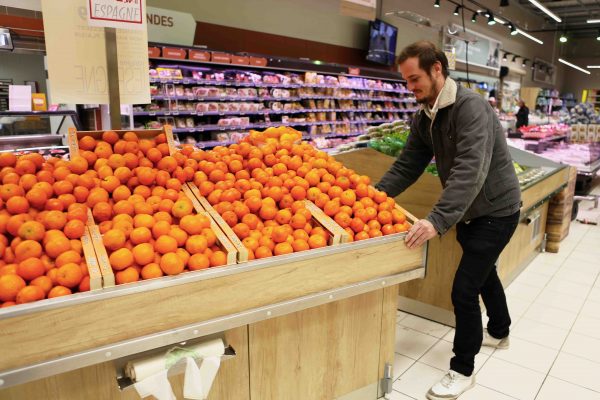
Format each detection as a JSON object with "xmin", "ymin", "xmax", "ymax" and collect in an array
[{"xmin": 415, "ymin": 79, "xmax": 441, "ymax": 105}]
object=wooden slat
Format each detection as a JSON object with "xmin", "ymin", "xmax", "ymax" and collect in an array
[
  {"xmin": 303, "ymin": 200, "xmax": 349, "ymax": 244},
  {"xmin": 249, "ymin": 290, "xmax": 383, "ymax": 399},
  {"xmin": 80, "ymin": 228, "xmax": 103, "ymax": 291},
  {"xmin": 521, "ymin": 168, "xmax": 569, "ymax": 212},
  {"xmin": 87, "ymin": 225, "xmax": 115, "ymax": 288},
  {"xmin": 0, "ymin": 239, "xmax": 423, "ymax": 370},
  {"xmin": 377, "ymin": 285, "xmax": 399, "ymax": 398}
]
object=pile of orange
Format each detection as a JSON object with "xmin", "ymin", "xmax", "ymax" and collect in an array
[
  {"xmin": 175, "ymin": 126, "xmax": 410, "ymax": 259},
  {"xmin": 78, "ymin": 131, "xmax": 228, "ymax": 284},
  {"xmin": 0, "ymin": 152, "xmax": 92, "ymax": 307}
]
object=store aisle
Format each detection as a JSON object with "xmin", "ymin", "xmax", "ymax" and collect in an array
[{"xmin": 388, "ymin": 221, "xmax": 600, "ymax": 400}]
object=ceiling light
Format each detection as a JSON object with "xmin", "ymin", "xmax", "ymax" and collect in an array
[
  {"xmin": 502, "ymin": 53, "xmax": 508, "ymax": 61},
  {"xmin": 528, "ymin": 0, "xmax": 562, "ymax": 23},
  {"xmin": 488, "ymin": 12, "xmax": 496, "ymax": 25},
  {"xmin": 522, "ymin": 59, "xmax": 527, "ymax": 67},
  {"xmin": 434, "ymin": 0, "xmax": 440, "ymax": 7},
  {"xmin": 587, "ymin": 65, "xmax": 600, "ymax": 68},
  {"xmin": 559, "ymin": 33, "xmax": 567, "ymax": 43},
  {"xmin": 558, "ymin": 58, "xmax": 590, "ymax": 74},
  {"xmin": 500, "ymin": 0, "xmax": 509, "ymax": 6},
  {"xmin": 509, "ymin": 24, "xmax": 517, "ymax": 35},
  {"xmin": 454, "ymin": 5, "xmax": 461, "ymax": 15},
  {"xmin": 512, "ymin": 55, "xmax": 518, "ymax": 62},
  {"xmin": 516, "ymin": 28, "xmax": 544, "ymax": 44},
  {"xmin": 597, "ymin": 30, "xmax": 600, "ymax": 40},
  {"xmin": 531, "ymin": 62, "xmax": 536, "ymax": 70},
  {"xmin": 494, "ymin": 17, "xmax": 507, "ymax": 24},
  {"xmin": 471, "ymin": 12, "xmax": 477, "ymax": 22},
  {"xmin": 587, "ymin": 19, "xmax": 600, "ymax": 23}
]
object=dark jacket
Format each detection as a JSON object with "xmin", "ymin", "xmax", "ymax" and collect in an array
[
  {"xmin": 516, "ymin": 106, "xmax": 529, "ymax": 129},
  {"xmin": 376, "ymin": 82, "xmax": 521, "ymax": 235}
]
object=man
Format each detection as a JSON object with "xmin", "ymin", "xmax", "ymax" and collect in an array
[
  {"xmin": 376, "ymin": 41, "xmax": 521, "ymax": 400},
  {"xmin": 516, "ymin": 100, "xmax": 529, "ymax": 129}
]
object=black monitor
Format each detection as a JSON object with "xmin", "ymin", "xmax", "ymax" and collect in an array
[{"xmin": 366, "ymin": 20, "xmax": 398, "ymax": 66}]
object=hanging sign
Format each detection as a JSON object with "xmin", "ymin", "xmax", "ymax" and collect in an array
[
  {"xmin": 87, "ymin": 0, "xmax": 145, "ymax": 30},
  {"xmin": 42, "ymin": 0, "xmax": 150, "ymax": 104},
  {"xmin": 146, "ymin": 7, "xmax": 196, "ymax": 46},
  {"xmin": 340, "ymin": 0, "xmax": 376, "ymax": 21},
  {"xmin": 445, "ymin": 24, "xmax": 502, "ymax": 72}
]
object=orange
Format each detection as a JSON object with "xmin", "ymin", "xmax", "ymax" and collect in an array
[
  {"xmin": 130, "ymin": 227, "xmax": 152, "ymax": 245},
  {"xmin": 175, "ymin": 248, "xmax": 190, "ymax": 266},
  {"xmin": 26, "ymin": 188, "xmax": 48, "ymax": 210},
  {"xmin": 47, "ymin": 285, "xmax": 72, "ymax": 298},
  {"xmin": 113, "ymin": 200, "xmax": 134, "ymax": 216},
  {"xmin": 308, "ymin": 234, "xmax": 327, "ymax": 249},
  {"xmin": 64, "ymin": 220, "xmax": 85, "ymax": 239},
  {"xmin": 1, "ymin": 183, "xmax": 25, "ymax": 201},
  {"xmin": 242, "ymin": 237, "xmax": 259, "ymax": 252},
  {"xmin": 259, "ymin": 205, "xmax": 277, "ymax": 221},
  {"xmin": 160, "ymin": 252, "xmax": 185, "ymax": 275},
  {"xmin": 221, "ymin": 210, "xmax": 238, "ymax": 227},
  {"xmin": 56, "ymin": 262, "xmax": 83, "ymax": 288},
  {"xmin": 291, "ymin": 239, "xmax": 310, "ymax": 252},
  {"xmin": 350, "ymin": 218, "xmax": 365, "ymax": 233},
  {"xmin": 103, "ymin": 229, "xmax": 127, "ymax": 251},
  {"xmin": 155, "ymin": 235, "xmax": 178, "ymax": 254},
  {"xmin": 116, "ymin": 266, "xmax": 140, "ymax": 285},
  {"xmin": 241, "ymin": 213, "xmax": 260, "ymax": 230},
  {"xmin": 112, "ymin": 220, "xmax": 133, "ymax": 237},
  {"xmin": 180, "ymin": 215, "xmax": 204, "ymax": 235},
  {"xmin": 255, "ymin": 246, "xmax": 273, "ymax": 259},
  {"xmin": 209, "ymin": 251, "xmax": 227, "ymax": 267},
  {"xmin": 133, "ymin": 214, "xmax": 155, "ymax": 229},
  {"xmin": 55, "ymin": 250, "xmax": 82, "ymax": 268},
  {"xmin": 141, "ymin": 263, "xmax": 163, "ymax": 280},
  {"xmin": 14, "ymin": 240, "xmax": 43, "ymax": 262},
  {"xmin": 188, "ymin": 253, "xmax": 210, "ymax": 271},
  {"xmin": 109, "ymin": 248, "xmax": 134, "ymax": 271},
  {"xmin": 18, "ymin": 220, "xmax": 45, "ymax": 241},
  {"xmin": 274, "ymin": 242, "xmax": 293, "ymax": 256},
  {"xmin": 16, "ymin": 285, "xmax": 45, "ymax": 304},
  {"xmin": 373, "ymin": 190, "xmax": 387, "ymax": 204},
  {"xmin": 17, "ymin": 257, "xmax": 46, "ymax": 281},
  {"xmin": 169, "ymin": 227, "xmax": 189, "ymax": 247},
  {"xmin": 132, "ymin": 243, "xmax": 154, "ymax": 266},
  {"xmin": 0, "ymin": 152, "xmax": 17, "ymax": 168},
  {"xmin": 368, "ymin": 229, "xmax": 383, "ymax": 238},
  {"xmin": 185, "ymin": 235, "xmax": 208, "ymax": 255},
  {"xmin": 149, "ymin": 220, "xmax": 169, "ymax": 240},
  {"xmin": 0, "ymin": 274, "xmax": 26, "ymax": 302},
  {"xmin": 377, "ymin": 210, "xmax": 393, "ymax": 225},
  {"xmin": 391, "ymin": 209, "xmax": 406, "ymax": 224},
  {"xmin": 367, "ymin": 220, "xmax": 381, "ymax": 231},
  {"xmin": 232, "ymin": 223, "xmax": 250, "ymax": 239},
  {"xmin": 6, "ymin": 196, "xmax": 29, "ymax": 215},
  {"xmin": 79, "ymin": 136, "xmax": 97, "ymax": 151},
  {"xmin": 334, "ymin": 212, "xmax": 351, "ymax": 229},
  {"xmin": 15, "ymin": 159, "xmax": 36, "ymax": 175},
  {"xmin": 381, "ymin": 224, "xmax": 395, "ymax": 235},
  {"xmin": 30, "ymin": 275, "xmax": 53, "ymax": 294},
  {"xmin": 102, "ymin": 130, "xmax": 119, "ymax": 145}
]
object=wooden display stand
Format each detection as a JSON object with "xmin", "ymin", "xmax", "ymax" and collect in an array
[
  {"xmin": 0, "ymin": 232, "xmax": 425, "ymax": 400},
  {"xmin": 335, "ymin": 148, "xmax": 569, "ymax": 325}
]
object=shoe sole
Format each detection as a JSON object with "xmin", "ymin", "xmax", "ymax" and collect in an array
[
  {"xmin": 426, "ymin": 380, "xmax": 476, "ymax": 400},
  {"xmin": 482, "ymin": 338, "xmax": 510, "ymax": 349}
]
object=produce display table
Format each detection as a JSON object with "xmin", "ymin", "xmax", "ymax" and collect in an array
[
  {"xmin": 335, "ymin": 147, "xmax": 569, "ymax": 326},
  {"xmin": 0, "ymin": 207, "xmax": 426, "ymax": 400}
]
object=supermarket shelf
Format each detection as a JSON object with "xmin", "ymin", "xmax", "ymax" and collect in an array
[
  {"xmin": 133, "ymin": 108, "xmax": 415, "ymax": 117},
  {"xmin": 170, "ymin": 117, "xmax": 415, "ymax": 133},
  {"xmin": 151, "ymin": 94, "xmax": 415, "ymax": 103},
  {"xmin": 149, "ymin": 77, "xmax": 411, "ymax": 94}
]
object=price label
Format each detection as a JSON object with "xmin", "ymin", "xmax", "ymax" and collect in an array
[{"xmin": 149, "ymin": 111, "xmax": 156, "ymax": 116}]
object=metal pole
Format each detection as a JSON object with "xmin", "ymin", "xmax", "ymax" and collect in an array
[{"xmin": 104, "ymin": 27, "xmax": 121, "ymax": 130}]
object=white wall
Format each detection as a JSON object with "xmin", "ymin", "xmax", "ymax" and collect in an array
[
  {"xmin": 146, "ymin": 0, "xmax": 370, "ymax": 49},
  {"xmin": 0, "ymin": 53, "xmax": 47, "ymax": 94},
  {"xmin": 559, "ymin": 57, "xmax": 600, "ymax": 101},
  {"xmin": 0, "ymin": 0, "xmax": 40, "ymax": 10}
]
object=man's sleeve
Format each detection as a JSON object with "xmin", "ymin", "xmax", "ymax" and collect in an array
[
  {"xmin": 425, "ymin": 97, "xmax": 493, "ymax": 235},
  {"xmin": 375, "ymin": 121, "xmax": 434, "ymax": 198}
]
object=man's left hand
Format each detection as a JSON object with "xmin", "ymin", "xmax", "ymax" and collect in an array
[{"xmin": 405, "ymin": 219, "xmax": 437, "ymax": 249}]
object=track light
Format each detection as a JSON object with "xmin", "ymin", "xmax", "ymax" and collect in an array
[
  {"xmin": 509, "ymin": 24, "xmax": 518, "ymax": 35},
  {"xmin": 434, "ymin": 0, "xmax": 440, "ymax": 7},
  {"xmin": 500, "ymin": 0, "xmax": 509, "ymax": 5},
  {"xmin": 559, "ymin": 33, "xmax": 567, "ymax": 43},
  {"xmin": 502, "ymin": 53, "xmax": 508, "ymax": 62},
  {"xmin": 471, "ymin": 12, "xmax": 477, "ymax": 22},
  {"xmin": 512, "ymin": 55, "xmax": 517, "ymax": 62},
  {"xmin": 522, "ymin": 59, "xmax": 528, "ymax": 67},
  {"xmin": 528, "ymin": 0, "xmax": 562, "ymax": 23},
  {"xmin": 454, "ymin": 6, "xmax": 460, "ymax": 16},
  {"xmin": 531, "ymin": 62, "xmax": 535, "ymax": 70},
  {"xmin": 597, "ymin": 30, "xmax": 600, "ymax": 40},
  {"xmin": 487, "ymin": 11, "xmax": 496, "ymax": 25}
]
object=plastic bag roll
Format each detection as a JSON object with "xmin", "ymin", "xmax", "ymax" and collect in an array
[{"xmin": 126, "ymin": 338, "xmax": 225, "ymax": 382}]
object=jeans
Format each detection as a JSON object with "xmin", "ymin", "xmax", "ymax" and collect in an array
[{"xmin": 450, "ymin": 211, "xmax": 520, "ymax": 376}]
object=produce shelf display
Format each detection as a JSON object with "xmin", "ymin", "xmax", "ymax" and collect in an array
[
  {"xmin": 134, "ymin": 63, "xmax": 417, "ymax": 149},
  {"xmin": 0, "ymin": 125, "xmax": 415, "ymax": 308}
]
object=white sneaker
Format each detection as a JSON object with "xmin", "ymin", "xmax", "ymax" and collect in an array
[
  {"xmin": 482, "ymin": 328, "xmax": 510, "ymax": 349},
  {"xmin": 426, "ymin": 370, "xmax": 475, "ymax": 400}
]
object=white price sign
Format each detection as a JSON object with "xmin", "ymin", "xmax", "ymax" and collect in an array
[{"xmin": 88, "ymin": 0, "xmax": 144, "ymax": 30}]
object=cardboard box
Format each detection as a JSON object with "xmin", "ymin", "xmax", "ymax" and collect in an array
[
  {"xmin": 189, "ymin": 49, "xmax": 211, "ymax": 61},
  {"xmin": 211, "ymin": 52, "xmax": 231, "ymax": 63},
  {"xmin": 162, "ymin": 47, "xmax": 187, "ymax": 59},
  {"xmin": 148, "ymin": 47, "xmax": 161, "ymax": 58},
  {"xmin": 232, "ymin": 55, "xmax": 249, "ymax": 65},
  {"xmin": 249, "ymin": 56, "xmax": 268, "ymax": 66}
]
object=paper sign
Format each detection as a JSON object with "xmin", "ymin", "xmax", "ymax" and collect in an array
[
  {"xmin": 88, "ymin": 0, "xmax": 144, "ymax": 30},
  {"xmin": 9, "ymin": 85, "xmax": 32, "ymax": 112},
  {"xmin": 42, "ymin": 0, "xmax": 150, "ymax": 105}
]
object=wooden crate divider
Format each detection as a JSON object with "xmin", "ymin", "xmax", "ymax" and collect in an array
[
  {"xmin": 182, "ymin": 184, "xmax": 237, "ymax": 266},
  {"xmin": 303, "ymin": 200, "xmax": 349, "ymax": 245},
  {"xmin": 87, "ymin": 225, "xmax": 115, "ymax": 288},
  {"xmin": 67, "ymin": 125, "xmax": 176, "ymax": 157},
  {"xmin": 80, "ymin": 228, "xmax": 103, "ymax": 291}
]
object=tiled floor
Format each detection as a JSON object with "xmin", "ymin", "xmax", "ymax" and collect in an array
[{"xmin": 387, "ymin": 220, "xmax": 600, "ymax": 400}]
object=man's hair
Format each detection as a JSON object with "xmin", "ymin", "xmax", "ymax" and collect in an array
[{"xmin": 397, "ymin": 41, "xmax": 449, "ymax": 78}]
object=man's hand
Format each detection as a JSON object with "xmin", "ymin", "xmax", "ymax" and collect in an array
[{"xmin": 405, "ymin": 219, "xmax": 437, "ymax": 249}]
